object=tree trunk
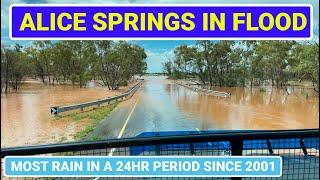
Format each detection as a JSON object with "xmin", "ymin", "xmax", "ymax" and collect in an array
[
  {"xmin": 5, "ymin": 55, "xmax": 9, "ymax": 93},
  {"xmin": 79, "ymin": 75, "xmax": 83, "ymax": 88}
]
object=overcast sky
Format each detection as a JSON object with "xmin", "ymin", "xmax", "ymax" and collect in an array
[{"xmin": 1, "ymin": 0, "xmax": 319, "ymax": 72}]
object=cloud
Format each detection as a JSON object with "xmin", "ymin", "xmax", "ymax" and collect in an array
[
  {"xmin": 145, "ymin": 49, "xmax": 174, "ymax": 73},
  {"xmin": 1, "ymin": 0, "xmax": 26, "ymax": 30}
]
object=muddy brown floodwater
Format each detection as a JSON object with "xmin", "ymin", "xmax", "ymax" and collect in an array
[
  {"xmin": 172, "ymin": 82, "xmax": 319, "ymax": 130},
  {"xmin": 1, "ymin": 81, "xmax": 131, "ymax": 147},
  {"xmin": 1, "ymin": 77, "xmax": 319, "ymax": 148}
]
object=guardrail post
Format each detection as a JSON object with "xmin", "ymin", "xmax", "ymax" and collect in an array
[
  {"xmin": 107, "ymin": 97, "xmax": 110, "ymax": 105},
  {"xmin": 230, "ymin": 139, "xmax": 243, "ymax": 180}
]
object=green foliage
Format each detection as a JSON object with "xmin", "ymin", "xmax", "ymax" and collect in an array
[
  {"xmin": 1, "ymin": 40, "xmax": 147, "ymax": 92},
  {"xmin": 90, "ymin": 135, "xmax": 101, "ymax": 141},
  {"xmin": 291, "ymin": 43, "xmax": 319, "ymax": 92},
  {"xmin": 1, "ymin": 44, "xmax": 30, "ymax": 92},
  {"xmin": 162, "ymin": 61, "xmax": 173, "ymax": 76},
  {"xmin": 73, "ymin": 103, "xmax": 118, "ymax": 140},
  {"xmin": 300, "ymin": 90, "xmax": 310, "ymax": 99},
  {"xmin": 255, "ymin": 40, "xmax": 296, "ymax": 87},
  {"xmin": 163, "ymin": 40, "xmax": 319, "ymax": 92},
  {"xmin": 92, "ymin": 40, "xmax": 147, "ymax": 90},
  {"xmin": 259, "ymin": 88, "xmax": 266, "ymax": 92}
]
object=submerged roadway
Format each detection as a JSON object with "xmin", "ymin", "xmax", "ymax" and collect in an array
[{"xmin": 89, "ymin": 76, "xmax": 206, "ymax": 140}]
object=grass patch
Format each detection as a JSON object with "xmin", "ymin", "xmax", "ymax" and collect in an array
[
  {"xmin": 52, "ymin": 102, "xmax": 118, "ymax": 141},
  {"xmin": 73, "ymin": 103, "xmax": 118, "ymax": 140},
  {"xmin": 90, "ymin": 135, "xmax": 102, "ymax": 141},
  {"xmin": 70, "ymin": 112, "xmax": 89, "ymax": 121}
]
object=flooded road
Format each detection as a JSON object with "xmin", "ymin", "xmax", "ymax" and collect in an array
[
  {"xmin": 1, "ymin": 82, "xmax": 129, "ymax": 147},
  {"xmin": 91, "ymin": 76, "xmax": 319, "ymax": 139},
  {"xmin": 1, "ymin": 76, "xmax": 319, "ymax": 147}
]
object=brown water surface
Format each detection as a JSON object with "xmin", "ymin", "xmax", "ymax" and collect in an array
[
  {"xmin": 1, "ymin": 82, "xmax": 127, "ymax": 147},
  {"xmin": 1, "ymin": 77, "xmax": 319, "ymax": 147},
  {"xmin": 173, "ymin": 83, "xmax": 319, "ymax": 130}
]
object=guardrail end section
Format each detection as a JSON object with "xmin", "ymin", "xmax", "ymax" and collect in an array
[{"xmin": 51, "ymin": 107, "xmax": 59, "ymax": 116}]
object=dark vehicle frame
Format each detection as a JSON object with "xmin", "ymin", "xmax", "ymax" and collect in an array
[{"xmin": 1, "ymin": 129, "xmax": 319, "ymax": 179}]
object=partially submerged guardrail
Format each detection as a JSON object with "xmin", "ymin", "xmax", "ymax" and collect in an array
[
  {"xmin": 176, "ymin": 81, "xmax": 231, "ymax": 97},
  {"xmin": 50, "ymin": 80, "xmax": 144, "ymax": 116}
]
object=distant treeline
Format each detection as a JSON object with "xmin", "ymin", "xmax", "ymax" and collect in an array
[
  {"xmin": 1, "ymin": 41, "xmax": 147, "ymax": 93},
  {"xmin": 163, "ymin": 40, "xmax": 319, "ymax": 92}
]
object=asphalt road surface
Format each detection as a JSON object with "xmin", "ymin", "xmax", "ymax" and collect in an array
[{"xmin": 89, "ymin": 76, "xmax": 205, "ymax": 140}]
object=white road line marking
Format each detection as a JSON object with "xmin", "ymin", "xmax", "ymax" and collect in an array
[
  {"xmin": 108, "ymin": 96, "xmax": 140, "ymax": 156},
  {"xmin": 195, "ymin": 128, "xmax": 200, "ymax": 132}
]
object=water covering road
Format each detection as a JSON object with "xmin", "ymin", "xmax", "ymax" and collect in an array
[
  {"xmin": 90, "ymin": 76, "xmax": 319, "ymax": 140},
  {"xmin": 1, "ymin": 81, "xmax": 131, "ymax": 147},
  {"xmin": 1, "ymin": 76, "xmax": 318, "ymax": 146}
]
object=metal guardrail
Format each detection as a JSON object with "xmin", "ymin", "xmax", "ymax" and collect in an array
[
  {"xmin": 50, "ymin": 80, "xmax": 144, "ymax": 115},
  {"xmin": 1, "ymin": 129, "xmax": 319, "ymax": 179},
  {"xmin": 176, "ymin": 81, "xmax": 231, "ymax": 97}
]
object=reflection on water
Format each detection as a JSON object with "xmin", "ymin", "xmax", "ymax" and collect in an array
[
  {"xmin": 166, "ymin": 80, "xmax": 318, "ymax": 130},
  {"xmin": 1, "ymin": 77, "xmax": 319, "ymax": 147},
  {"xmin": 125, "ymin": 76, "xmax": 318, "ymax": 137},
  {"xmin": 1, "ymin": 82, "xmax": 126, "ymax": 147}
]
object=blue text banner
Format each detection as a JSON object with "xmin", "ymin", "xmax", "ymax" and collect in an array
[
  {"xmin": 10, "ymin": 4, "xmax": 312, "ymax": 40},
  {"xmin": 4, "ymin": 156, "xmax": 282, "ymax": 177}
]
